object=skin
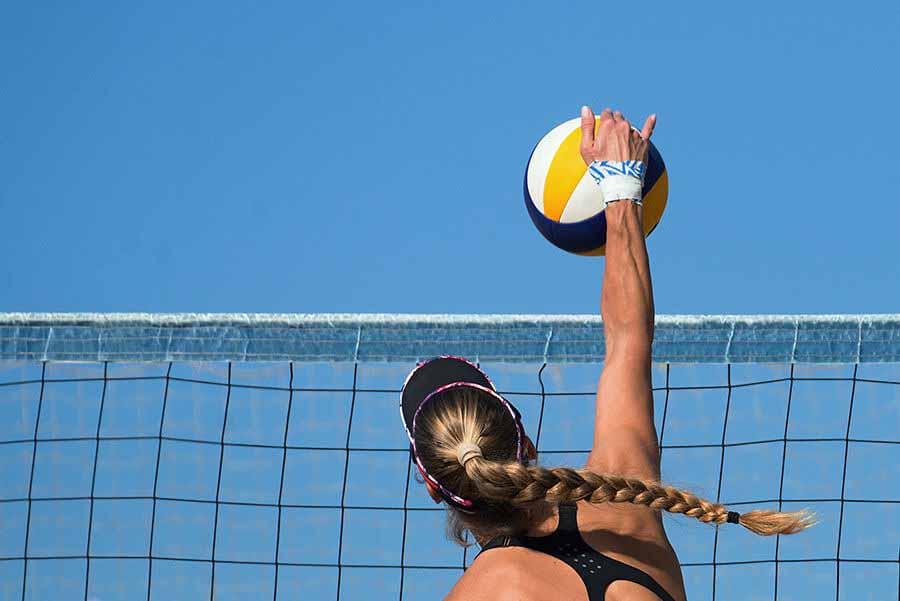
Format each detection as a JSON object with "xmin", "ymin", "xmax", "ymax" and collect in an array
[{"xmin": 430, "ymin": 107, "xmax": 687, "ymax": 601}]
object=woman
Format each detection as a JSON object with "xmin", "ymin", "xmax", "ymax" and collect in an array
[{"xmin": 399, "ymin": 107, "xmax": 813, "ymax": 601}]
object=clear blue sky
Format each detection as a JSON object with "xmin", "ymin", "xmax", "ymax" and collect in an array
[{"xmin": 2, "ymin": 1, "xmax": 899, "ymax": 314}]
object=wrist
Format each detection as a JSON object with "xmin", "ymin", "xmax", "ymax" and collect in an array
[{"xmin": 589, "ymin": 160, "xmax": 646, "ymax": 206}]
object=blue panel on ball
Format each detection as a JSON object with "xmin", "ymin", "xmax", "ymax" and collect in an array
[
  {"xmin": 644, "ymin": 142, "xmax": 665, "ymax": 191},
  {"xmin": 524, "ymin": 171, "xmax": 608, "ymax": 254}
]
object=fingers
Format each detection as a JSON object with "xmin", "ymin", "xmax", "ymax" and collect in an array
[
  {"xmin": 599, "ymin": 107, "xmax": 614, "ymax": 126},
  {"xmin": 640, "ymin": 113, "xmax": 657, "ymax": 140},
  {"xmin": 586, "ymin": 107, "xmax": 651, "ymax": 164},
  {"xmin": 611, "ymin": 109, "xmax": 633, "ymax": 134},
  {"xmin": 580, "ymin": 106, "xmax": 595, "ymax": 148}
]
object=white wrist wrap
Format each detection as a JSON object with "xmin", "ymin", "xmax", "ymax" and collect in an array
[{"xmin": 589, "ymin": 160, "xmax": 646, "ymax": 206}]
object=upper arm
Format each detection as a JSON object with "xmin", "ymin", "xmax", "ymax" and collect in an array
[{"xmin": 586, "ymin": 340, "xmax": 660, "ymax": 480}]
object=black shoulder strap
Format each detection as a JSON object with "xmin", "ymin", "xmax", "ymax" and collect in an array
[
  {"xmin": 555, "ymin": 504, "xmax": 677, "ymax": 601},
  {"xmin": 556, "ymin": 503, "xmax": 579, "ymax": 534}
]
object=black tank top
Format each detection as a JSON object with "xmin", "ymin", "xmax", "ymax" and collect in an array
[{"xmin": 478, "ymin": 504, "xmax": 676, "ymax": 601}]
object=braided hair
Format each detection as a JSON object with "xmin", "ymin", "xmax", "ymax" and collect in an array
[{"xmin": 414, "ymin": 387, "xmax": 814, "ymax": 545}]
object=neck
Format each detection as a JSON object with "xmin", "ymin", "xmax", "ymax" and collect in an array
[
  {"xmin": 454, "ymin": 500, "xmax": 560, "ymax": 547},
  {"xmin": 524, "ymin": 500, "xmax": 563, "ymax": 537}
]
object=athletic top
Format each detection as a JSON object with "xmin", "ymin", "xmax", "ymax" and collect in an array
[{"xmin": 478, "ymin": 504, "xmax": 676, "ymax": 601}]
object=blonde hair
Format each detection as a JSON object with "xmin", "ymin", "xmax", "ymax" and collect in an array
[{"xmin": 414, "ymin": 387, "xmax": 815, "ymax": 545}]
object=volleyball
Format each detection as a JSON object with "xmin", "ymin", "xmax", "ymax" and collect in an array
[{"xmin": 524, "ymin": 116, "xmax": 669, "ymax": 256}]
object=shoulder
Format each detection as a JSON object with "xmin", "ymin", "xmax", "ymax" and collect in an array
[{"xmin": 444, "ymin": 547, "xmax": 541, "ymax": 601}]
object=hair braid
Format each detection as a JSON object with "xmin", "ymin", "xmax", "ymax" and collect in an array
[
  {"xmin": 466, "ymin": 460, "xmax": 814, "ymax": 536},
  {"xmin": 412, "ymin": 386, "xmax": 814, "ymax": 544}
]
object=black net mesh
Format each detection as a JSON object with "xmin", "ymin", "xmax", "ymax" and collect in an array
[{"xmin": 0, "ymin": 360, "xmax": 897, "ymax": 600}]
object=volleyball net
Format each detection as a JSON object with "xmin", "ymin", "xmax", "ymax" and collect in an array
[{"xmin": 0, "ymin": 314, "xmax": 897, "ymax": 601}]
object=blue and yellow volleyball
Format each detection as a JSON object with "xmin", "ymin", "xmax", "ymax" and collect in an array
[{"xmin": 524, "ymin": 117, "xmax": 668, "ymax": 256}]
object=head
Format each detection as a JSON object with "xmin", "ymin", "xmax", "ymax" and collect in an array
[
  {"xmin": 413, "ymin": 385, "xmax": 541, "ymax": 544},
  {"xmin": 403, "ymin": 358, "xmax": 815, "ymax": 546}
]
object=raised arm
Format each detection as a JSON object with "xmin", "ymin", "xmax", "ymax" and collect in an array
[{"xmin": 580, "ymin": 107, "xmax": 661, "ymax": 481}]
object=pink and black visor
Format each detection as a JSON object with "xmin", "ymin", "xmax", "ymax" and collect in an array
[{"xmin": 400, "ymin": 356, "xmax": 526, "ymax": 512}]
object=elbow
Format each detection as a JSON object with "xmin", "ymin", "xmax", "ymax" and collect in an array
[
  {"xmin": 602, "ymin": 317, "xmax": 654, "ymax": 353},
  {"xmin": 604, "ymin": 332, "xmax": 653, "ymax": 365},
  {"xmin": 600, "ymin": 286, "xmax": 654, "ymax": 344}
]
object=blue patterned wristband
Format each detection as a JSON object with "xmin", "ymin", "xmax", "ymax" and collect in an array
[{"xmin": 588, "ymin": 160, "xmax": 646, "ymax": 206}]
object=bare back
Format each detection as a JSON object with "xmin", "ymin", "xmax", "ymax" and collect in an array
[{"xmin": 447, "ymin": 500, "xmax": 686, "ymax": 601}]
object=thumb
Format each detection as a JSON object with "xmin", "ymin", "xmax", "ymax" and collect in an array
[
  {"xmin": 640, "ymin": 113, "xmax": 657, "ymax": 140},
  {"xmin": 580, "ymin": 106, "xmax": 596, "ymax": 147}
]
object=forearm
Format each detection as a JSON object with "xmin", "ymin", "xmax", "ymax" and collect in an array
[{"xmin": 601, "ymin": 201, "xmax": 655, "ymax": 357}]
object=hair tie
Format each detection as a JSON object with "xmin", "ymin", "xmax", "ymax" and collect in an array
[
  {"xmin": 726, "ymin": 511, "xmax": 741, "ymax": 524},
  {"xmin": 456, "ymin": 442, "xmax": 483, "ymax": 466}
]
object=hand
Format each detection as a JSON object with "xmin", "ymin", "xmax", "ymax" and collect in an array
[{"xmin": 579, "ymin": 106, "xmax": 656, "ymax": 166}]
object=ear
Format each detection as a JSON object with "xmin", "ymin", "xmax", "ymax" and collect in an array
[
  {"xmin": 524, "ymin": 435, "xmax": 538, "ymax": 461},
  {"xmin": 425, "ymin": 480, "xmax": 443, "ymax": 504}
]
